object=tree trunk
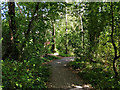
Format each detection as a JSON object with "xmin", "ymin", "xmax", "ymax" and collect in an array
[
  {"xmin": 51, "ymin": 21, "xmax": 56, "ymax": 53},
  {"xmin": 3, "ymin": 2, "xmax": 19, "ymax": 60},
  {"xmin": 111, "ymin": 2, "xmax": 118, "ymax": 77},
  {"xmin": 65, "ymin": 7, "xmax": 68, "ymax": 54},
  {"xmin": 19, "ymin": 3, "xmax": 39, "ymax": 60},
  {"xmin": 79, "ymin": 14, "xmax": 84, "ymax": 49}
]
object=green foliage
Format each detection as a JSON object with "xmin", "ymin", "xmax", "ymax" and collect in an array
[
  {"xmin": 2, "ymin": 2, "xmax": 120, "ymax": 89},
  {"xmin": 43, "ymin": 55, "xmax": 60, "ymax": 61},
  {"xmin": 2, "ymin": 54, "xmax": 60, "ymax": 89},
  {"xmin": 2, "ymin": 2, "xmax": 67, "ymax": 89},
  {"xmin": 69, "ymin": 59, "xmax": 120, "ymax": 89},
  {"xmin": 68, "ymin": 2, "xmax": 120, "ymax": 89},
  {"xmin": 2, "ymin": 57, "xmax": 50, "ymax": 89},
  {"xmin": 59, "ymin": 52, "xmax": 72, "ymax": 57}
]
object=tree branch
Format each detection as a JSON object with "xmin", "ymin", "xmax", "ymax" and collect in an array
[
  {"xmin": 116, "ymin": 55, "xmax": 120, "ymax": 60},
  {"xmin": 16, "ymin": 3, "xmax": 22, "ymax": 14},
  {"xmin": 111, "ymin": 3, "xmax": 117, "ymax": 57},
  {"xmin": 25, "ymin": 3, "xmax": 39, "ymax": 40}
]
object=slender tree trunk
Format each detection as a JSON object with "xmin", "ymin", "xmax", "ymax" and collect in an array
[
  {"xmin": 25, "ymin": 3, "xmax": 39, "ymax": 40},
  {"xmin": 20, "ymin": 3, "xmax": 39, "ymax": 60},
  {"xmin": 65, "ymin": 7, "xmax": 68, "ymax": 54},
  {"xmin": 51, "ymin": 21, "xmax": 56, "ymax": 53},
  {"xmin": 79, "ymin": 15, "xmax": 84, "ymax": 49},
  {"xmin": 119, "ymin": 41, "xmax": 120, "ymax": 55},
  {"xmin": 111, "ymin": 3, "xmax": 118, "ymax": 77}
]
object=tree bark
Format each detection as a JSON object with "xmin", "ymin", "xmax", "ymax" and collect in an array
[
  {"xmin": 51, "ymin": 21, "xmax": 56, "ymax": 53},
  {"xmin": 65, "ymin": 6, "xmax": 68, "ymax": 54},
  {"xmin": 3, "ymin": 2, "xmax": 19, "ymax": 60},
  {"xmin": 111, "ymin": 2, "xmax": 119, "ymax": 77},
  {"xmin": 79, "ymin": 14, "xmax": 84, "ymax": 49},
  {"xmin": 25, "ymin": 3, "xmax": 39, "ymax": 40},
  {"xmin": 19, "ymin": 3, "xmax": 39, "ymax": 60},
  {"xmin": 8, "ymin": 2, "xmax": 16, "ymax": 44}
]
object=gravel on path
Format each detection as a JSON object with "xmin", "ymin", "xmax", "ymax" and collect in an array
[{"xmin": 47, "ymin": 57, "xmax": 91, "ymax": 90}]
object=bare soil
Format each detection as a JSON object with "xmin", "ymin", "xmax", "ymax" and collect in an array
[{"xmin": 47, "ymin": 57, "xmax": 93, "ymax": 90}]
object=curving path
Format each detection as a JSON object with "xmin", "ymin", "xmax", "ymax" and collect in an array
[{"xmin": 47, "ymin": 57, "xmax": 91, "ymax": 90}]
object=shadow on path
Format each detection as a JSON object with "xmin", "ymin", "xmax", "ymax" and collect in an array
[{"xmin": 47, "ymin": 57, "xmax": 91, "ymax": 90}]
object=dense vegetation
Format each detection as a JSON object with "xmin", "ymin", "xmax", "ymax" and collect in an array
[
  {"xmin": 69, "ymin": 2, "xmax": 120, "ymax": 89},
  {"xmin": 2, "ymin": 55, "xmax": 59, "ymax": 89},
  {"xmin": 1, "ymin": 1, "xmax": 120, "ymax": 89}
]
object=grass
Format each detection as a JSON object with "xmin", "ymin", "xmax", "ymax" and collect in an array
[
  {"xmin": 69, "ymin": 58, "xmax": 120, "ymax": 89},
  {"xmin": 59, "ymin": 52, "xmax": 73, "ymax": 57}
]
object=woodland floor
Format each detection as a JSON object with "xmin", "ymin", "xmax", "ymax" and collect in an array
[{"xmin": 47, "ymin": 57, "xmax": 93, "ymax": 90}]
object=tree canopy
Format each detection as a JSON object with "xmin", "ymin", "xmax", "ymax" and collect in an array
[{"xmin": 1, "ymin": 2, "xmax": 120, "ymax": 89}]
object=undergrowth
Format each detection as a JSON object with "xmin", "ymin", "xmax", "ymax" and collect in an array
[
  {"xmin": 59, "ymin": 52, "xmax": 73, "ymax": 57},
  {"xmin": 2, "ymin": 55, "xmax": 59, "ymax": 89},
  {"xmin": 69, "ymin": 58, "xmax": 120, "ymax": 89}
]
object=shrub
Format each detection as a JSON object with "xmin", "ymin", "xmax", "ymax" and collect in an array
[{"xmin": 2, "ymin": 58, "xmax": 49, "ymax": 89}]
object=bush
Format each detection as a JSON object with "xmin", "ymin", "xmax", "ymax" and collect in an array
[
  {"xmin": 69, "ymin": 58, "xmax": 120, "ymax": 89},
  {"xmin": 59, "ymin": 52, "xmax": 72, "ymax": 57},
  {"xmin": 2, "ymin": 58, "xmax": 50, "ymax": 89}
]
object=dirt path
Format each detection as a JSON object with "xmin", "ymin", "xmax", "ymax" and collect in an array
[{"xmin": 47, "ymin": 57, "xmax": 90, "ymax": 90}]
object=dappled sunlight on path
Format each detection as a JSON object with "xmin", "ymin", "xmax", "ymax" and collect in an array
[{"xmin": 47, "ymin": 57, "xmax": 92, "ymax": 90}]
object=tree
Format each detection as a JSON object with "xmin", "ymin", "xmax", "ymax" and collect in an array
[
  {"xmin": 65, "ymin": 6, "xmax": 68, "ymax": 54},
  {"xmin": 3, "ymin": 2, "xmax": 19, "ymax": 60},
  {"xmin": 110, "ymin": 2, "xmax": 120, "ymax": 77},
  {"xmin": 51, "ymin": 21, "xmax": 56, "ymax": 53}
]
